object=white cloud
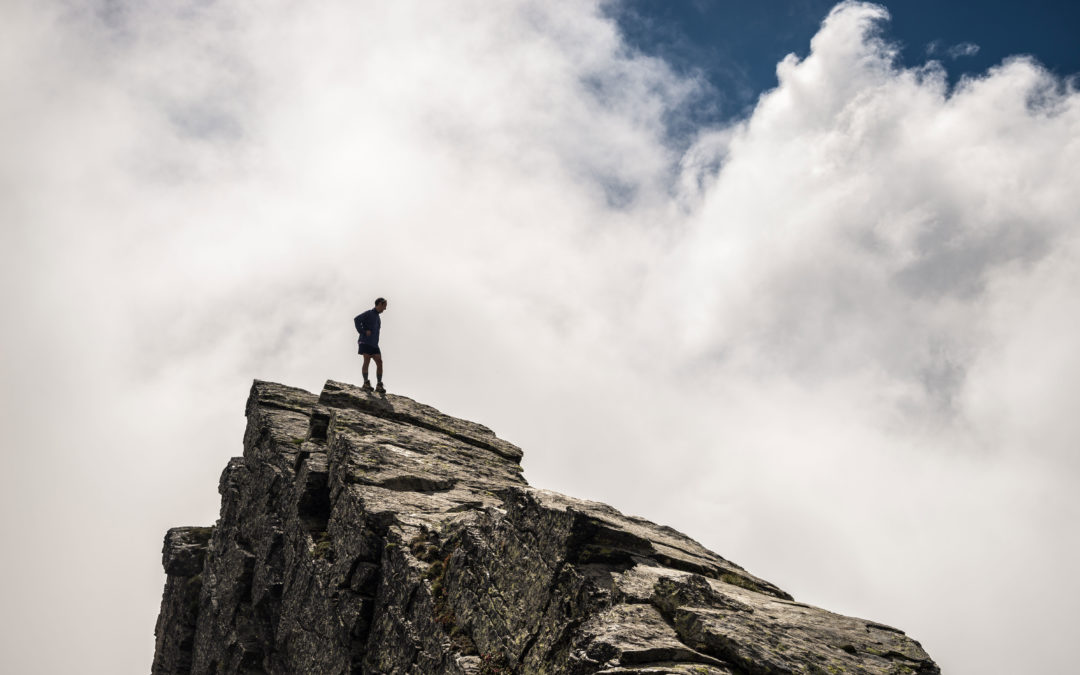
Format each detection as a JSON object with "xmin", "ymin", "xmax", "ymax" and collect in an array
[
  {"xmin": 927, "ymin": 40, "xmax": 980, "ymax": 60},
  {"xmin": 2, "ymin": 1, "xmax": 1078, "ymax": 674},
  {"xmin": 948, "ymin": 41, "xmax": 981, "ymax": 58}
]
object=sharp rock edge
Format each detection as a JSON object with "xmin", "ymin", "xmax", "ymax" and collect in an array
[{"xmin": 152, "ymin": 379, "xmax": 939, "ymax": 675}]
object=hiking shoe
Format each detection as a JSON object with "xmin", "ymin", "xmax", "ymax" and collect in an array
[
  {"xmin": 361, "ymin": 381, "xmax": 374, "ymax": 392},
  {"xmin": 375, "ymin": 382, "xmax": 386, "ymax": 393}
]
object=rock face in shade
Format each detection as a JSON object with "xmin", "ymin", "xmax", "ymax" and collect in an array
[{"xmin": 152, "ymin": 380, "xmax": 939, "ymax": 675}]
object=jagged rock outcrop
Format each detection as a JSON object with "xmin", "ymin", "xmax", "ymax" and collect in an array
[{"xmin": 152, "ymin": 380, "xmax": 939, "ymax": 674}]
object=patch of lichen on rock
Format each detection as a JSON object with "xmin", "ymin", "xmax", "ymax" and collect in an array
[
  {"xmin": 719, "ymin": 572, "xmax": 765, "ymax": 593},
  {"xmin": 410, "ymin": 529, "xmax": 479, "ymax": 657},
  {"xmin": 477, "ymin": 651, "xmax": 512, "ymax": 674},
  {"xmin": 311, "ymin": 531, "xmax": 333, "ymax": 560}
]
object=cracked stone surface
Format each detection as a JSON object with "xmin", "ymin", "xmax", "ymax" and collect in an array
[{"xmin": 152, "ymin": 379, "xmax": 939, "ymax": 674}]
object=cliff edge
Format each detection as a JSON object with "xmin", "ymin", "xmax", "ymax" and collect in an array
[{"xmin": 152, "ymin": 380, "xmax": 939, "ymax": 674}]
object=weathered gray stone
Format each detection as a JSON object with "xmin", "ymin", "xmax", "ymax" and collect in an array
[
  {"xmin": 151, "ymin": 379, "xmax": 939, "ymax": 674},
  {"xmin": 163, "ymin": 526, "xmax": 215, "ymax": 577},
  {"xmin": 153, "ymin": 527, "xmax": 214, "ymax": 675}
]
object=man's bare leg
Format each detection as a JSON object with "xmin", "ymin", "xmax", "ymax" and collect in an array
[
  {"xmin": 373, "ymin": 354, "xmax": 384, "ymax": 392},
  {"xmin": 361, "ymin": 354, "xmax": 373, "ymax": 390}
]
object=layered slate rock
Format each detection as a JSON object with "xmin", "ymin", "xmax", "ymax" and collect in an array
[{"xmin": 152, "ymin": 380, "xmax": 939, "ymax": 675}]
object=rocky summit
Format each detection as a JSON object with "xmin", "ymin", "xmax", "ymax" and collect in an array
[{"xmin": 152, "ymin": 380, "xmax": 939, "ymax": 675}]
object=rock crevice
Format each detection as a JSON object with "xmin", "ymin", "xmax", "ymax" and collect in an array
[{"xmin": 152, "ymin": 379, "xmax": 939, "ymax": 675}]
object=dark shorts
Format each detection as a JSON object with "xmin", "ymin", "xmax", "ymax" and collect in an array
[{"xmin": 358, "ymin": 343, "xmax": 381, "ymax": 356}]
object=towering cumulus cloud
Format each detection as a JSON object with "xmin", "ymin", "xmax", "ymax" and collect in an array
[
  {"xmin": 677, "ymin": 3, "xmax": 1079, "ymax": 427},
  {"xmin": 1, "ymin": 2, "xmax": 1077, "ymax": 674},
  {"xmin": 664, "ymin": 6, "xmax": 1080, "ymax": 675},
  {"xmin": 669, "ymin": 7, "xmax": 1080, "ymax": 671}
]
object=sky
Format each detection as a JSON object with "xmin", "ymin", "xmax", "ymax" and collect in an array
[{"xmin": 1, "ymin": 1, "xmax": 1078, "ymax": 673}]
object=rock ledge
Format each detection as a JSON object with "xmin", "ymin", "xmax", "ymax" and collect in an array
[{"xmin": 152, "ymin": 380, "xmax": 939, "ymax": 674}]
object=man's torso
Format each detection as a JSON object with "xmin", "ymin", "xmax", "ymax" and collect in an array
[{"xmin": 357, "ymin": 309, "xmax": 381, "ymax": 345}]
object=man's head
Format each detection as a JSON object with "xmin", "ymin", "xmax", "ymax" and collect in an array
[{"xmin": 374, "ymin": 297, "xmax": 388, "ymax": 313}]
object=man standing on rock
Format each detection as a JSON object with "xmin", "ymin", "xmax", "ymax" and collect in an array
[{"xmin": 354, "ymin": 297, "xmax": 388, "ymax": 393}]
